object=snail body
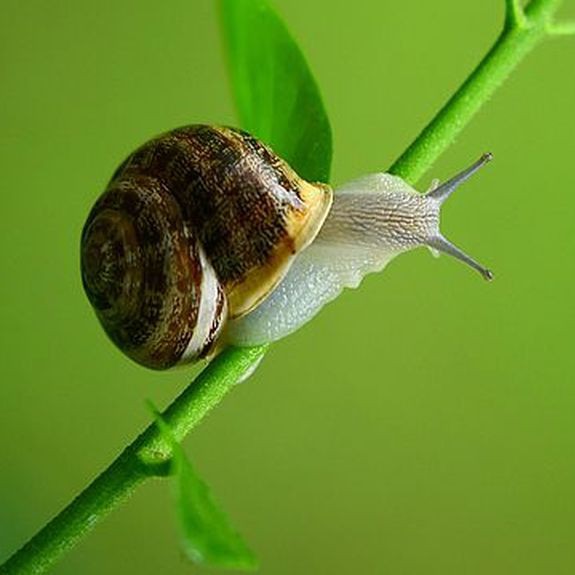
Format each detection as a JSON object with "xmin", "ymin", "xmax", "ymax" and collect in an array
[{"xmin": 81, "ymin": 124, "xmax": 492, "ymax": 369}]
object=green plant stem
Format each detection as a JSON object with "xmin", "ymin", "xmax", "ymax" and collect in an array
[
  {"xmin": 0, "ymin": 346, "xmax": 266, "ymax": 575},
  {"xmin": 390, "ymin": 0, "xmax": 562, "ymax": 183},
  {"xmin": 0, "ymin": 1, "xmax": 568, "ymax": 573}
]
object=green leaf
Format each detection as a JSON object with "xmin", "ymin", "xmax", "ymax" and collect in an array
[
  {"xmin": 220, "ymin": 0, "xmax": 332, "ymax": 183},
  {"xmin": 150, "ymin": 404, "xmax": 258, "ymax": 570}
]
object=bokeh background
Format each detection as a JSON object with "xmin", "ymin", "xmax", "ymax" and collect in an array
[{"xmin": 2, "ymin": 0, "xmax": 575, "ymax": 573}]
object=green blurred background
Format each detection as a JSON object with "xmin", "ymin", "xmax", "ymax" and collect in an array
[{"xmin": 1, "ymin": 0, "xmax": 575, "ymax": 573}]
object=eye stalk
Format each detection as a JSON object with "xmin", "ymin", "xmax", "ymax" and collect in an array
[
  {"xmin": 426, "ymin": 153, "xmax": 493, "ymax": 203},
  {"xmin": 425, "ymin": 153, "xmax": 494, "ymax": 281}
]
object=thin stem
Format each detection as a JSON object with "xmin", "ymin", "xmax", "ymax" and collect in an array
[
  {"xmin": 389, "ymin": 0, "xmax": 564, "ymax": 184},
  {"xmin": 0, "ymin": 346, "xmax": 267, "ymax": 575},
  {"xmin": 0, "ymin": 454, "xmax": 147, "ymax": 575},
  {"xmin": 505, "ymin": 0, "xmax": 527, "ymax": 29},
  {"xmin": 0, "ymin": 1, "xmax": 569, "ymax": 573},
  {"xmin": 526, "ymin": 0, "xmax": 563, "ymax": 20}
]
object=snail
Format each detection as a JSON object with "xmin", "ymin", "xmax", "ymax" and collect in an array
[{"xmin": 81, "ymin": 125, "xmax": 492, "ymax": 370}]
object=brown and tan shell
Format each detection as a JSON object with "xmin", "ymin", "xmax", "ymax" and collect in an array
[{"xmin": 80, "ymin": 125, "xmax": 333, "ymax": 369}]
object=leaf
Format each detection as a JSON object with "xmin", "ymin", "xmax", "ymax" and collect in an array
[
  {"xmin": 150, "ymin": 404, "xmax": 258, "ymax": 570},
  {"xmin": 220, "ymin": 0, "xmax": 332, "ymax": 183}
]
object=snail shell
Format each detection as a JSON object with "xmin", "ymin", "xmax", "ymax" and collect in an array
[{"xmin": 81, "ymin": 125, "xmax": 331, "ymax": 369}]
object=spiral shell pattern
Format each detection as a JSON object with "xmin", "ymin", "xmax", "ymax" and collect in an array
[{"xmin": 81, "ymin": 125, "xmax": 332, "ymax": 369}]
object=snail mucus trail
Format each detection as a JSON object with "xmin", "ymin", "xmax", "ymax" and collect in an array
[{"xmin": 81, "ymin": 125, "xmax": 493, "ymax": 370}]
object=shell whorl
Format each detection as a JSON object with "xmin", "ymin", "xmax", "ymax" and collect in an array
[
  {"xmin": 81, "ymin": 125, "xmax": 332, "ymax": 369},
  {"xmin": 81, "ymin": 174, "xmax": 227, "ymax": 369}
]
